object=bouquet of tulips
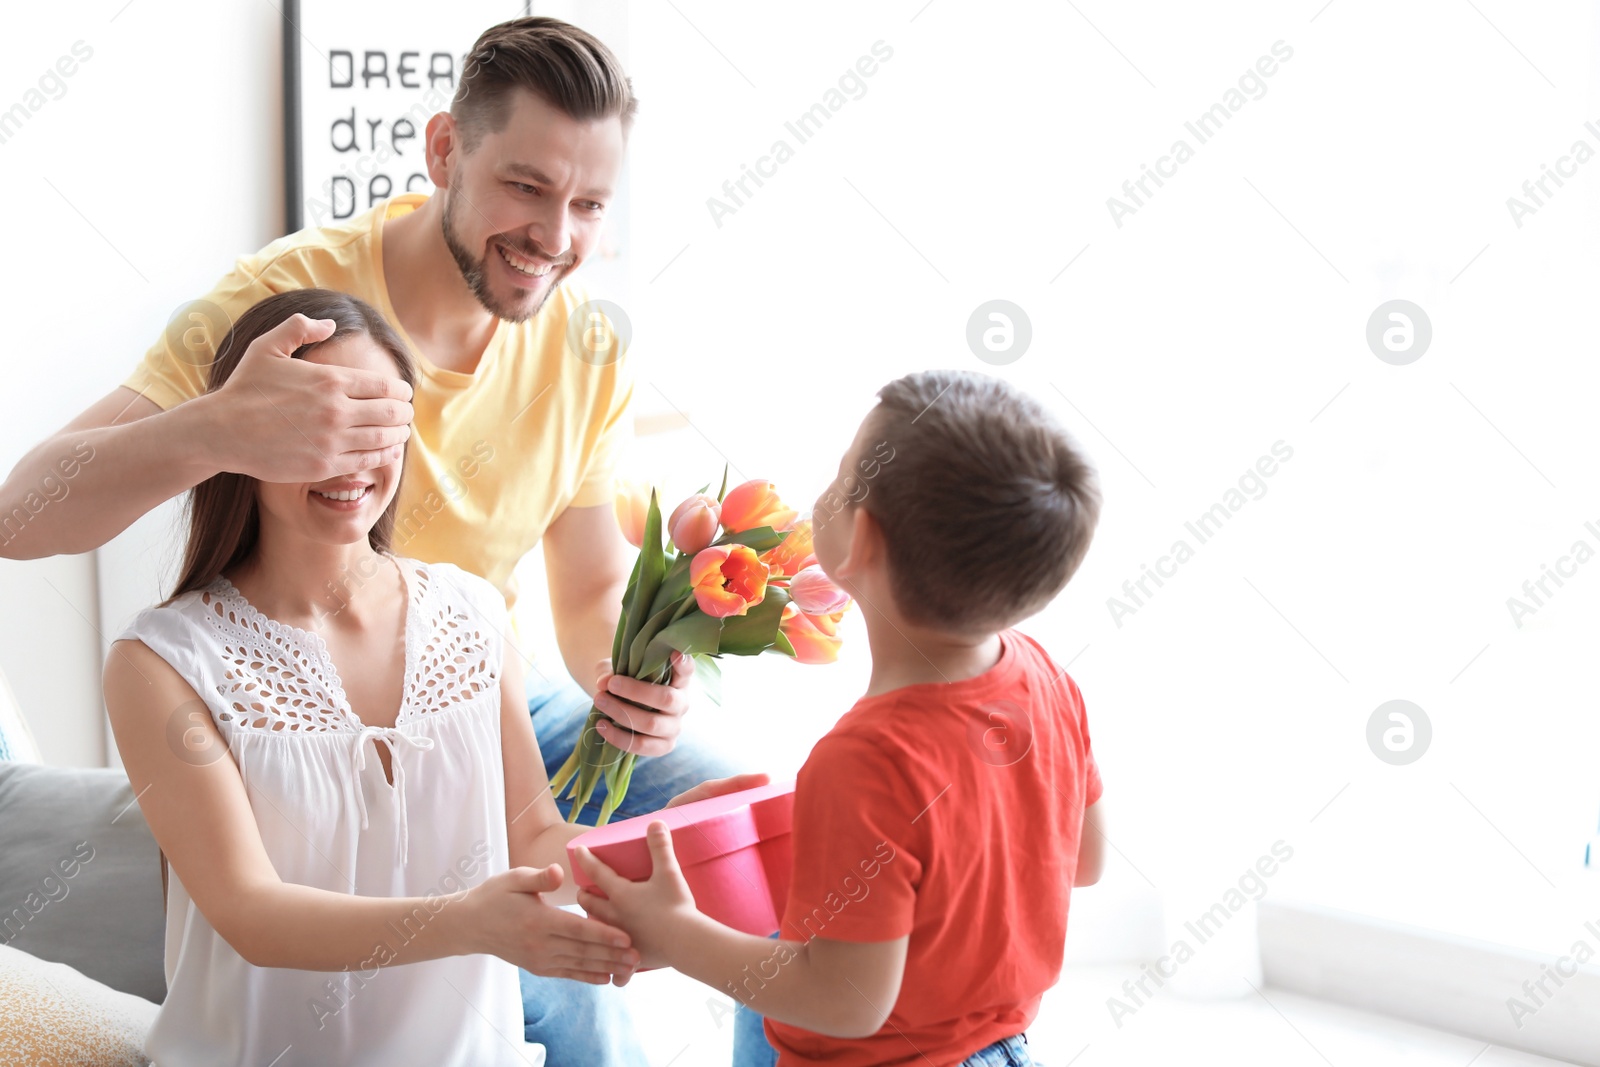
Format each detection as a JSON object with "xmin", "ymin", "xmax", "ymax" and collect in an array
[{"xmin": 548, "ymin": 469, "xmax": 853, "ymax": 824}]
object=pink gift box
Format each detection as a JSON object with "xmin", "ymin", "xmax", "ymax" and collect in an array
[{"xmin": 567, "ymin": 782, "xmax": 795, "ymax": 937}]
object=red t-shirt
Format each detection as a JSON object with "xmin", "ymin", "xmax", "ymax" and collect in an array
[{"xmin": 766, "ymin": 629, "xmax": 1103, "ymax": 1066}]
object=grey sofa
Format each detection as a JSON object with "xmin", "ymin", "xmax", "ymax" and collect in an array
[{"xmin": 0, "ymin": 761, "xmax": 166, "ymax": 1005}]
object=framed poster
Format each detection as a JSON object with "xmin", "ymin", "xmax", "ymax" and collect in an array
[{"xmin": 282, "ymin": 0, "xmax": 528, "ymax": 234}]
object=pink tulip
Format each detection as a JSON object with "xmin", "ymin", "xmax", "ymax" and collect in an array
[
  {"xmin": 669, "ymin": 494, "xmax": 721, "ymax": 555},
  {"xmin": 788, "ymin": 565, "xmax": 850, "ymax": 616},
  {"xmin": 781, "ymin": 602, "xmax": 847, "ymax": 664}
]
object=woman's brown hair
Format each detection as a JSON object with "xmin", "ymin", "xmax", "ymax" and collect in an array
[{"xmin": 160, "ymin": 288, "xmax": 417, "ymax": 607}]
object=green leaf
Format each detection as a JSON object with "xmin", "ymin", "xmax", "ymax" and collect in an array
[
  {"xmin": 618, "ymin": 490, "xmax": 667, "ymax": 668},
  {"xmin": 610, "ymin": 552, "xmax": 643, "ymax": 667},
  {"xmin": 718, "ymin": 586, "xmax": 790, "ymax": 656},
  {"xmin": 714, "ymin": 526, "xmax": 788, "ymax": 554},
  {"xmin": 692, "ymin": 653, "xmax": 722, "ymax": 706},
  {"xmin": 717, "ymin": 464, "xmax": 729, "ymax": 503},
  {"xmin": 625, "ymin": 602, "xmax": 681, "ymax": 678},
  {"xmin": 770, "ymin": 631, "xmax": 796, "ymax": 658},
  {"xmin": 638, "ymin": 611, "xmax": 724, "ymax": 679},
  {"xmin": 647, "ymin": 553, "xmax": 694, "ymax": 618}
]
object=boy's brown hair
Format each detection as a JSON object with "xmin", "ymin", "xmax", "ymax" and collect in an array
[
  {"xmin": 857, "ymin": 370, "xmax": 1100, "ymax": 633},
  {"xmin": 453, "ymin": 16, "xmax": 638, "ymax": 149}
]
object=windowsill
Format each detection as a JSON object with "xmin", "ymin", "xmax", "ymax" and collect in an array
[{"xmin": 1260, "ymin": 899, "xmax": 1599, "ymax": 1066}]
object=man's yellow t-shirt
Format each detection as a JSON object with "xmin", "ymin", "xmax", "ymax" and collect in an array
[{"xmin": 122, "ymin": 192, "xmax": 633, "ymax": 656}]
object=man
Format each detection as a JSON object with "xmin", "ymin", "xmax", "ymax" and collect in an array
[{"xmin": 0, "ymin": 17, "xmax": 731, "ymax": 1064}]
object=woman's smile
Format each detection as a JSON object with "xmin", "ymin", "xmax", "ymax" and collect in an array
[{"xmin": 310, "ymin": 482, "xmax": 376, "ymax": 510}]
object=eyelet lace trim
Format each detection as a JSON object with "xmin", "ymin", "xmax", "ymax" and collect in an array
[
  {"xmin": 407, "ymin": 566, "xmax": 501, "ymax": 719},
  {"xmin": 198, "ymin": 558, "xmax": 499, "ymax": 735}
]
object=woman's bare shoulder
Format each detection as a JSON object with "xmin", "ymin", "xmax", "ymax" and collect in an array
[{"xmin": 103, "ymin": 633, "xmax": 203, "ymax": 723}]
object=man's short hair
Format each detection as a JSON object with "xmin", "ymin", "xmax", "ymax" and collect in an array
[{"xmin": 453, "ymin": 16, "xmax": 638, "ymax": 150}]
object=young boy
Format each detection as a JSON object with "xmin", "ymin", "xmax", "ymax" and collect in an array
[{"xmin": 575, "ymin": 369, "xmax": 1106, "ymax": 1066}]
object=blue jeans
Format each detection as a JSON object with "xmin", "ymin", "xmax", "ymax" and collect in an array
[
  {"xmin": 520, "ymin": 673, "xmax": 741, "ymax": 1066},
  {"xmin": 962, "ymin": 1035, "xmax": 1035, "ymax": 1067},
  {"xmin": 732, "ymin": 1001, "xmax": 777, "ymax": 1067},
  {"xmin": 735, "ymin": 1005, "xmax": 1033, "ymax": 1067}
]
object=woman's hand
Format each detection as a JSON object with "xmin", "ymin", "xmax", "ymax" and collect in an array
[
  {"xmin": 461, "ymin": 864, "xmax": 641, "ymax": 984},
  {"xmin": 573, "ymin": 822, "xmax": 702, "ymax": 971}
]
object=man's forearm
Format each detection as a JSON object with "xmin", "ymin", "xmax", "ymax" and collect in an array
[
  {"xmin": 555, "ymin": 580, "xmax": 629, "ymax": 696},
  {"xmin": 0, "ymin": 394, "xmax": 222, "ymax": 559}
]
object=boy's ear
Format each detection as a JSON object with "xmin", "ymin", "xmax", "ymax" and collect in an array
[{"xmin": 837, "ymin": 504, "xmax": 883, "ymax": 583}]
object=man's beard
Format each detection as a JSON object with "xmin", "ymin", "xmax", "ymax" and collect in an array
[{"xmin": 440, "ymin": 183, "xmax": 566, "ymax": 324}]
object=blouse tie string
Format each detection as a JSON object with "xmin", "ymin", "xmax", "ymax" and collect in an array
[{"xmin": 349, "ymin": 725, "xmax": 437, "ymax": 866}]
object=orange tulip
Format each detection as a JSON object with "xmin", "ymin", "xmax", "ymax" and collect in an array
[
  {"xmin": 780, "ymin": 602, "xmax": 847, "ymax": 664},
  {"xmin": 669, "ymin": 493, "xmax": 722, "ymax": 555},
  {"xmin": 614, "ymin": 479, "xmax": 652, "ymax": 548},
  {"xmin": 720, "ymin": 480, "xmax": 798, "ymax": 534},
  {"xmin": 761, "ymin": 518, "xmax": 816, "ymax": 577},
  {"xmin": 690, "ymin": 544, "xmax": 770, "ymax": 618}
]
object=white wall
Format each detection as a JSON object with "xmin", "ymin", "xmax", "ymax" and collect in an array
[
  {"xmin": 0, "ymin": 0, "xmax": 284, "ymax": 766},
  {"xmin": 615, "ymin": 0, "xmax": 1600, "ymax": 968}
]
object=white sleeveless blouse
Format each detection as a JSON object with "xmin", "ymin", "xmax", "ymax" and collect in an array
[{"xmin": 115, "ymin": 554, "xmax": 543, "ymax": 1067}]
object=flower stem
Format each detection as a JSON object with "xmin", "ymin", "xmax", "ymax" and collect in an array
[
  {"xmin": 547, "ymin": 747, "xmax": 579, "ymax": 797},
  {"xmin": 597, "ymin": 752, "xmax": 638, "ymax": 826}
]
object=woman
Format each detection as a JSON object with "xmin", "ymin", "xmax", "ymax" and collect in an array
[{"xmin": 104, "ymin": 289, "xmax": 742, "ymax": 1065}]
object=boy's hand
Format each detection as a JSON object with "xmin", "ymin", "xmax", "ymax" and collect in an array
[
  {"xmin": 664, "ymin": 772, "xmax": 771, "ymax": 809},
  {"xmin": 574, "ymin": 822, "xmax": 701, "ymax": 970}
]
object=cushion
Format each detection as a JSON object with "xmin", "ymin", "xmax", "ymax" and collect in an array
[
  {"xmin": 0, "ymin": 763, "xmax": 165, "ymax": 1003},
  {"xmin": 0, "ymin": 668, "xmax": 41, "ymax": 763},
  {"xmin": 0, "ymin": 944, "xmax": 155, "ymax": 1066}
]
